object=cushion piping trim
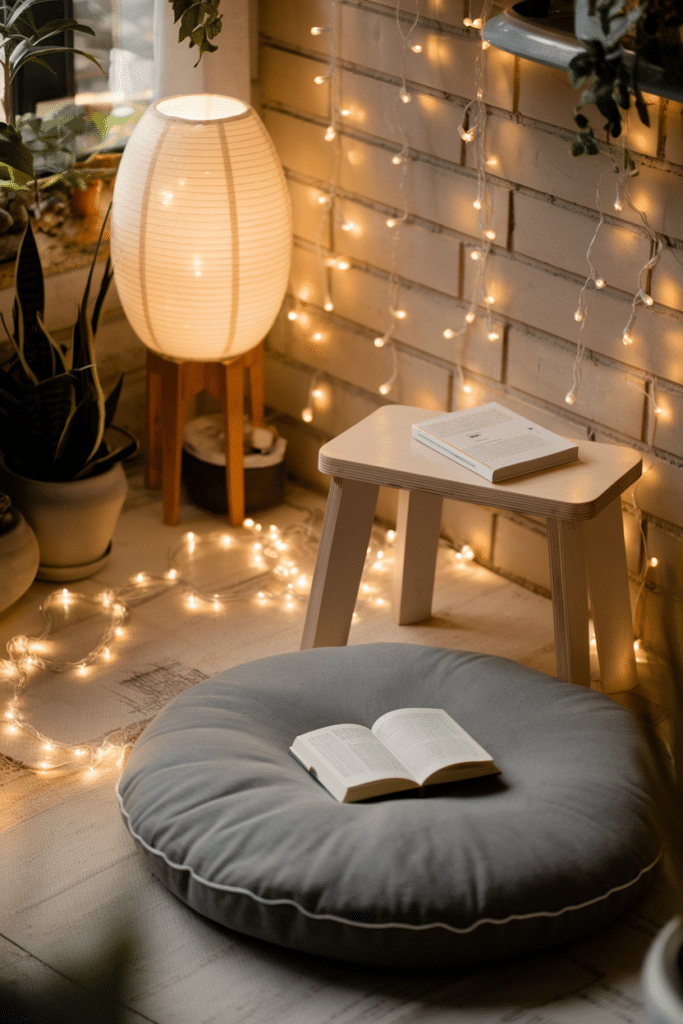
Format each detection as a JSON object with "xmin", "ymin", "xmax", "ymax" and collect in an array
[{"xmin": 117, "ymin": 789, "xmax": 660, "ymax": 935}]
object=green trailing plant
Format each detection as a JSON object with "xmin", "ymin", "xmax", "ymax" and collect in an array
[
  {"xmin": 170, "ymin": 0, "xmax": 223, "ymax": 64},
  {"xmin": 0, "ymin": 204, "xmax": 136, "ymax": 481},
  {"xmin": 569, "ymin": 0, "xmax": 683, "ymax": 162}
]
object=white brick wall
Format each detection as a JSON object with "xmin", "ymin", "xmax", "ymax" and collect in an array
[{"xmin": 259, "ymin": 0, "xmax": 683, "ymax": 661}]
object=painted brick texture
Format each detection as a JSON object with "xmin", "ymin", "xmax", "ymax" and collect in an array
[{"xmin": 259, "ymin": 0, "xmax": 683, "ymax": 661}]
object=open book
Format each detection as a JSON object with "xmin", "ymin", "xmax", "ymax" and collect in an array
[
  {"xmin": 289, "ymin": 707, "xmax": 500, "ymax": 803},
  {"xmin": 412, "ymin": 403, "xmax": 579, "ymax": 482}
]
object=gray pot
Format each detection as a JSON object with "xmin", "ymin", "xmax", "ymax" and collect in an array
[
  {"xmin": 0, "ymin": 460, "xmax": 128, "ymax": 581},
  {"xmin": 0, "ymin": 494, "xmax": 40, "ymax": 613},
  {"xmin": 643, "ymin": 917, "xmax": 683, "ymax": 1024}
]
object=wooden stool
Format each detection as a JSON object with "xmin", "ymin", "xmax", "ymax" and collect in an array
[
  {"xmin": 300, "ymin": 404, "xmax": 643, "ymax": 694},
  {"xmin": 145, "ymin": 345, "xmax": 265, "ymax": 527}
]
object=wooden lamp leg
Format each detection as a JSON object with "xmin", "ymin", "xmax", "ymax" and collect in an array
[
  {"xmin": 246, "ymin": 342, "xmax": 265, "ymax": 429},
  {"xmin": 146, "ymin": 344, "xmax": 265, "ymax": 528},
  {"xmin": 222, "ymin": 359, "xmax": 246, "ymax": 528},
  {"xmin": 159, "ymin": 358, "xmax": 185, "ymax": 527},
  {"xmin": 145, "ymin": 350, "xmax": 163, "ymax": 490}
]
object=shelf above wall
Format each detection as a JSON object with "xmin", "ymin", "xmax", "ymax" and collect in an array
[{"xmin": 482, "ymin": 5, "xmax": 683, "ymax": 103}]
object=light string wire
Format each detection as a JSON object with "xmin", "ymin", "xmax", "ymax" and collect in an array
[
  {"xmin": 564, "ymin": 145, "xmax": 666, "ymax": 660},
  {"xmin": 1, "ymin": 512, "xmax": 446, "ymax": 775},
  {"xmin": 298, "ymin": 0, "xmax": 350, "ymax": 422},
  {"xmin": 567, "ymin": 140, "xmax": 664, "ymax": 405},
  {"xmin": 443, "ymin": 0, "xmax": 498, "ymax": 398},
  {"xmin": 565, "ymin": 167, "xmax": 612, "ymax": 405},
  {"xmin": 619, "ymin": 173, "xmax": 663, "ymax": 347},
  {"xmin": 372, "ymin": 0, "xmax": 422, "ymax": 397}
]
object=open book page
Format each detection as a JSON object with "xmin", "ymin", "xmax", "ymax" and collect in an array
[
  {"xmin": 290, "ymin": 724, "xmax": 417, "ymax": 801},
  {"xmin": 371, "ymin": 708, "xmax": 496, "ymax": 787}
]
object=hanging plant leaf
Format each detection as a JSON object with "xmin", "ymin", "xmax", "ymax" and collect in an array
[{"xmin": 171, "ymin": 0, "xmax": 222, "ymax": 63}]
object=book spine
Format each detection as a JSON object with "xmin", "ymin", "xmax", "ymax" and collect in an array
[{"xmin": 413, "ymin": 430, "xmax": 494, "ymax": 481}]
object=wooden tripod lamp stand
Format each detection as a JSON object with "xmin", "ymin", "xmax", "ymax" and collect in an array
[
  {"xmin": 145, "ymin": 344, "xmax": 265, "ymax": 527},
  {"xmin": 109, "ymin": 93, "xmax": 292, "ymax": 527}
]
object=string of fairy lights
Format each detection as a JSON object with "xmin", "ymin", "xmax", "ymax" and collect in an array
[
  {"xmin": 282, "ymin": 0, "xmax": 672, "ymax": 657},
  {"xmin": 0, "ymin": 513, "xmax": 482, "ymax": 777},
  {"xmin": 3, "ymin": 1, "xmax": 678, "ymax": 774}
]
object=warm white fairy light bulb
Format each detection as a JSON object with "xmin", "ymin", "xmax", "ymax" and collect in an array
[{"xmin": 411, "ymin": 43, "xmax": 422, "ymax": 52}]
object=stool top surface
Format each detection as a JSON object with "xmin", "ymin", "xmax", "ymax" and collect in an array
[{"xmin": 319, "ymin": 405, "xmax": 642, "ymax": 520}]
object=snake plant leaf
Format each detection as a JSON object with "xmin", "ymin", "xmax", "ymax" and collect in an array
[
  {"xmin": 91, "ymin": 255, "xmax": 114, "ymax": 336},
  {"xmin": 71, "ymin": 210, "xmax": 111, "ymax": 464},
  {"xmin": 13, "ymin": 219, "xmax": 61, "ymax": 383},
  {"xmin": 74, "ymin": 423, "xmax": 138, "ymax": 479},
  {"xmin": 0, "ymin": 123, "xmax": 33, "ymax": 183},
  {"xmin": 104, "ymin": 373, "xmax": 123, "ymax": 429}
]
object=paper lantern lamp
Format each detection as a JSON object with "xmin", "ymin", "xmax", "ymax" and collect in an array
[
  {"xmin": 111, "ymin": 93, "xmax": 292, "ymax": 361},
  {"xmin": 110, "ymin": 94, "xmax": 292, "ymax": 527}
]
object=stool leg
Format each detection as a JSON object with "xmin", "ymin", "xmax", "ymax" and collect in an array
[
  {"xmin": 392, "ymin": 489, "xmax": 443, "ymax": 625},
  {"xmin": 300, "ymin": 476, "xmax": 379, "ymax": 649},
  {"xmin": 546, "ymin": 518, "xmax": 590, "ymax": 686},
  {"xmin": 584, "ymin": 498, "xmax": 638, "ymax": 693},
  {"xmin": 159, "ymin": 358, "xmax": 185, "ymax": 527},
  {"xmin": 223, "ymin": 360, "xmax": 246, "ymax": 528}
]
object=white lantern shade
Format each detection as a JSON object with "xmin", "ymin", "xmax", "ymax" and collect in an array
[{"xmin": 111, "ymin": 94, "xmax": 292, "ymax": 362}]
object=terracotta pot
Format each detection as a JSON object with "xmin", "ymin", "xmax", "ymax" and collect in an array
[
  {"xmin": 71, "ymin": 178, "xmax": 104, "ymax": 217},
  {"xmin": 0, "ymin": 494, "xmax": 40, "ymax": 613},
  {"xmin": 0, "ymin": 460, "xmax": 127, "ymax": 581},
  {"xmin": 643, "ymin": 916, "xmax": 683, "ymax": 1024}
]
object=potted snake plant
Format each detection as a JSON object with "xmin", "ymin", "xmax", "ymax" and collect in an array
[{"xmin": 0, "ymin": 206, "xmax": 136, "ymax": 580}]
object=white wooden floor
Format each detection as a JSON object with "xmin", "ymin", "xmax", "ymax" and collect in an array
[{"xmin": 0, "ymin": 475, "xmax": 671, "ymax": 1023}]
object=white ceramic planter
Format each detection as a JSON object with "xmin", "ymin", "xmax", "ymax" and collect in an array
[
  {"xmin": 0, "ymin": 497, "xmax": 40, "ymax": 613},
  {"xmin": 0, "ymin": 461, "xmax": 128, "ymax": 581},
  {"xmin": 643, "ymin": 917, "xmax": 683, "ymax": 1024}
]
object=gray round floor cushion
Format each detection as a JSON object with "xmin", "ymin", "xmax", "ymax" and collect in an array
[{"xmin": 117, "ymin": 644, "xmax": 659, "ymax": 970}]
